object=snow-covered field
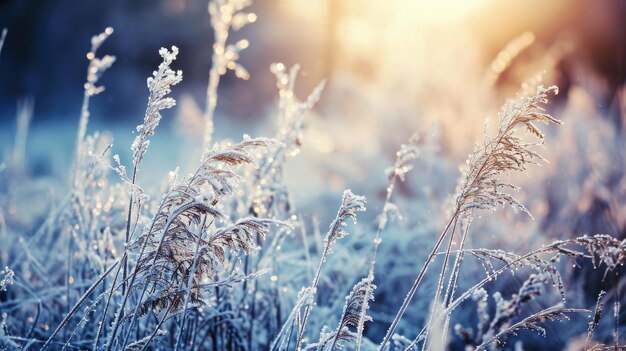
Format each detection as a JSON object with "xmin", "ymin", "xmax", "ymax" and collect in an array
[{"xmin": 1, "ymin": 1, "xmax": 625, "ymax": 350}]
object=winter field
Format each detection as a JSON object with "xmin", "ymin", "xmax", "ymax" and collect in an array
[{"xmin": 0, "ymin": 1, "xmax": 625, "ymax": 350}]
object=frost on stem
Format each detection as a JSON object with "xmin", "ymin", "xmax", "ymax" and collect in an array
[
  {"xmin": 455, "ymin": 85, "xmax": 561, "ymax": 220},
  {"xmin": 247, "ymin": 63, "xmax": 326, "ymax": 219},
  {"xmin": 270, "ymin": 62, "xmax": 326, "ymax": 145},
  {"xmin": 385, "ymin": 133, "xmax": 421, "ymax": 182},
  {"xmin": 454, "ymin": 273, "xmax": 575, "ymax": 349},
  {"xmin": 475, "ymin": 304, "xmax": 587, "ymax": 351},
  {"xmin": 304, "ymin": 278, "xmax": 376, "ymax": 351},
  {"xmin": 110, "ymin": 137, "xmax": 285, "ymax": 349},
  {"xmin": 132, "ymin": 46, "xmax": 182, "ymax": 167},
  {"xmin": 586, "ymin": 290, "xmax": 606, "ymax": 348},
  {"xmin": 0, "ymin": 266, "xmax": 14, "ymax": 292},
  {"xmin": 333, "ymin": 279, "xmax": 376, "ymax": 350},
  {"xmin": 325, "ymin": 190, "xmax": 367, "ymax": 251},
  {"xmin": 295, "ymin": 190, "xmax": 366, "ymax": 351},
  {"xmin": 271, "ymin": 287, "xmax": 314, "ymax": 351},
  {"xmin": 203, "ymin": 0, "xmax": 256, "ymax": 150},
  {"xmin": 487, "ymin": 273, "xmax": 547, "ymax": 336},
  {"xmin": 75, "ymin": 27, "xmax": 115, "ymax": 176},
  {"xmin": 84, "ymin": 28, "xmax": 116, "ymax": 98},
  {"xmin": 355, "ymin": 134, "xmax": 420, "ymax": 351},
  {"xmin": 304, "ymin": 279, "xmax": 375, "ymax": 351}
]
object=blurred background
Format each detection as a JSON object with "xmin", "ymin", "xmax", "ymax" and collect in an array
[
  {"xmin": 1, "ymin": 0, "xmax": 626, "ymax": 349},
  {"xmin": 0, "ymin": 0, "xmax": 624, "ymax": 121},
  {"xmin": 2, "ymin": 0, "xmax": 625, "ymax": 198}
]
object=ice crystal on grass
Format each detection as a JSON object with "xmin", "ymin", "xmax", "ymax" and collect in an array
[
  {"xmin": 84, "ymin": 28, "xmax": 115, "ymax": 97},
  {"xmin": 303, "ymin": 279, "xmax": 376, "ymax": 351},
  {"xmin": 455, "ymin": 85, "xmax": 561, "ymax": 219},
  {"xmin": 586, "ymin": 290, "xmax": 607, "ymax": 348},
  {"xmin": 75, "ymin": 27, "xmax": 115, "ymax": 175},
  {"xmin": 325, "ymin": 190, "xmax": 367, "ymax": 249},
  {"xmin": 203, "ymin": 0, "xmax": 256, "ymax": 149},
  {"xmin": 329, "ymin": 278, "xmax": 376, "ymax": 350},
  {"xmin": 379, "ymin": 85, "xmax": 562, "ymax": 351},
  {"xmin": 385, "ymin": 133, "xmax": 421, "ymax": 182},
  {"xmin": 295, "ymin": 190, "xmax": 367, "ymax": 351},
  {"xmin": 454, "ymin": 273, "xmax": 588, "ymax": 350},
  {"xmin": 108, "ymin": 137, "xmax": 289, "ymax": 350},
  {"xmin": 132, "ymin": 46, "xmax": 182, "ymax": 167},
  {"xmin": 475, "ymin": 304, "xmax": 588, "ymax": 351},
  {"xmin": 487, "ymin": 273, "xmax": 548, "ymax": 335},
  {"xmin": 4, "ymin": 3, "xmax": 626, "ymax": 351},
  {"xmin": 0, "ymin": 267, "xmax": 14, "ymax": 292}
]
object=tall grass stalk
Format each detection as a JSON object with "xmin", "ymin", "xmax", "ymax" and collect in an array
[
  {"xmin": 295, "ymin": 190, "xmax": 366, "ymax": 350},
  {"xmin": 72, "ymin": 28, "xmax": 114, "ymax": 186},
  {"xmin": 355, "ymin": 135, "xmax": 420, "ymax": 351},
  {"xmin": 203, "ymin": 0, "xmax": 255, "ymax": 151},
  {"xmin": 379, "ymin": 85, "xmax": 561, "ymax": 350}
]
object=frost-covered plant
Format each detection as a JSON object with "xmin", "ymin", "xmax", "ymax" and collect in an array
[
  {"xmin": 106, "ymin": 137, "xmax": 286, "ymax": 350},
  {"xmin": 203, "ymin": 0, "xmax": 256, "ymax": 150},
  {"xmin": 475, "ymin": 304, "xmax": 586, "ymax": 351},
  {"xmin": 4, "ymin": 3, "xmax": 626, "ymax": 351},
  {"xmin": 294, "ymin": 193, "xmax": 364, "ymax": 347},
  {"xmin": 0, "ymin": 266, "xmax": 14, "ymax": 292},
  {"xmin": 586, "ymin": 290, "xmax": 607, "ymax": 349},
  {"xmin": 454, "ymin": 273, "xmax": 572, "ymax": 349},
  {"xmin": 440, "ymin": 235, "xmax": 626, "ymax": 316},
  {"xmin": 4, "ymin": 29, "xmax": 121, "ymax": 351},
  {"xmin": 120, "ymin": 45, "xmax": 181, "ymax": 296},
  {"xmin": 74, "ymin": 27, "xmax": 115, "ymax": 180},
  {"xmin": 428, "ymin": 234, "xmax": 624, "ymax": 350},
  {"xmin": 324, "ymin": 278, "xmax": 376, "ymax": 351},
  {"xmin": 247, "ymin": 63, "xmax": 326, "ymax": 219},
  {"xmin": 131, "ymin": 46, "xmax": 182, "ymax": 169},
  {"xmin": 354, "ymin": 133, "xmax": 421, "ymax": 350},
  {"xmin": 454, "ymin": 85, "xmax": 561, "ymax": 218},
  {"xmin": 380, "ymin": 85, "xmax": 562, "ymax": 350},
  {"xmin": 40, "ymin": 46, "xmax": 183, "ymax": 350},
  {"xmin": 273, "ymin": 190, "xmax": 366, "ymax": 351}
]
